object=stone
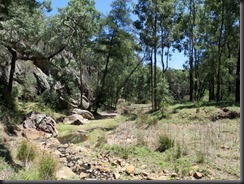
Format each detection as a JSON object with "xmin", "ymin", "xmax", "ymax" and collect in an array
[
  {"xmin": 56, "ymin": 166, "xmax": 77, "ymax": 180},
  {"xmin": 113, "ymin": 173, "xmax": 121, "ymax": 179},
  {"xmin": 79, "ymin": 172, "xmax": 89, "ymax": 179},
  {"xmin": 220, "ymin": 145, "xmax": 230, "ymax": 150},
  {"xmin": 63, "ymin": 114, "xmax": 88, "ymax": 125},
  {"xmin": 171, "ymin": 173, "xmax": 178, "ymax": 177},
  {"xmin": 21, "ymin": 128, "xmax": 52, "ymax": 140},
  {"xmin": 58, "ymin": 96, "xmax": 78, "ymax": 110},
  {"xmin": 193, "ymin": 172, "xmax": 203, "ymax": 179},
  {"xmin": 126, "ymin": 165, "xmax": 135, "ymax": 174},
  {"xmin": 162, "ymin": 169, "xmax": 169, "ymax": 174},
  {"xmin": 22, "ymin": 112, "xmax": 58, "ymax": 137},
  {"xmin": 117, "ymin": 159, "xmax": 125, "ymax": 167},
  {"xmin": 147, "ymin": 175, "xmax": 167, "ymax": 180},
  {"xmin": 71, "ymin": 108, "xmax": 95, "ymax": 120},
  {"xmin": 33, "ymin": 67, "xmax": 50, "ymax": 93},
  {"xmin": 57, "ymin": 130, "xmax": 88, "ymax": 144}
]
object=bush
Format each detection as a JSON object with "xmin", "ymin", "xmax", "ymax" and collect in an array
[
  {"xmin": 38, "ymin": 154, "xmax": 58, "ymax": 180},
  {"xmin": 156, "ymin": 135, "xmax": 175, "ymax": 152},
  {"xmin": 136, "ymin": 114, "xmax": 158, "ymax": 128},
  {"xmin": 16, "ymin": 140, "xmax": 36, "ymax": 168},
  {"xmin": 159, "ymin": 101, "xmax": 170, "ymax": 119}
]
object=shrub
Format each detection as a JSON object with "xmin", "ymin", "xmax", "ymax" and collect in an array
[
  {"xmin": 159, "ymin": 101, "xmax": 170, "ymax": 119},
  {"xmin": 196, "ymin": 150, "xmax": 205, "ymax": 163},
  {"xmin": 136, "ymin": 114, "xmax": 158, "ymax": 129},
  {"xmin": 38, "ymin": 154, "xmax": 58, "ymax": 180},
  {"xmin": 16, "ymin": 140, "xmax": 36, "ymax": 168},
  {"xmin": 156, "ymin": 135, "xmax": 175, "ymax": 152}
]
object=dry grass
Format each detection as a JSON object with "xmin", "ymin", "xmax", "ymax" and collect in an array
[{"xmin": 104, "ymin": 103, "xmax": 240, "ymax": 180}]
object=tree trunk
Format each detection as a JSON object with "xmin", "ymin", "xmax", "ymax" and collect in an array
[
  {"xmin": 153, "ymin": 46, "xmax": 157, "ymax": 110},
  {"xmin": 150, "ymin": 51, "xmax": 154, "ymax": 111},
  {"xmin": 6, "ymin": 47, "xmax": 17, "ymax": 97},
  {"xmin": 189, "ymin": 0, "xmax": 195, "ymax": 102},
  {"xmin": 216, "ymin": 0, "xmax": 224, "ymax": 104},
  {"xmin": 94, "ymin": 31, "xmax": 115, "ymax": 112},
  {"xmin": 235, "ymin": 48, "xmax": 240, "ymax": 102}
]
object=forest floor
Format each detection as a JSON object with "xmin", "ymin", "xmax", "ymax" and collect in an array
[{"xmin": 0, "ymin": 101, "xmax": 241, "ymax": 180}]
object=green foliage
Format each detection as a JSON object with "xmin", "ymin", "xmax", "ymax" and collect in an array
[
  {"xmin": 38, "ymin": 154, "xmax": 58, "ymax": 180},
  {"xmin": 103, "ymin": 144, "xmax": 134, "ymax": 159},
  {"xmin": 36, "ymin": 90, "xmax": 59, "ymax": 110},
  {"xmin": 157, "ymin": 135, "xmax": 175, "ymax": 152},
  {"xmin": 135, "ymin": 113, "xmax": 158, "ymax": 128},
  {"xmin": 159, "ymin": 101, "xmax": 170, "ymax": 119},
  {"xmin": 173, "ymin": 157, "xmax": 192, "ymax": 176},
  {"xmin": 16, "ymin": 141, "xmax": 36, "ymax": 167},
  {"xmin": 196, "ymin": 150, "xmax": 205, "ymax": 164}
]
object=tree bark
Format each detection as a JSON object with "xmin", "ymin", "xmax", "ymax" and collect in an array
[
  {"xmin": 216, "ymin": 0, "xmax": 225, "ymax": 103},
  {"xmin": 94, "ymin": 31, "xmax": 115, "ymax": 112},
  {"xmin": 235, "ymin": 48, "xmax": 240, "ymax": 102},
  {"xmin": 6, "ymin": 47, "xmax": 17, "ymax": 97}
]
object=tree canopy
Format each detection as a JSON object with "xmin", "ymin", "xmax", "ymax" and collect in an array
[{"xmin": 0, "ymin": 0, "xmax": 240, "ymax": 112}]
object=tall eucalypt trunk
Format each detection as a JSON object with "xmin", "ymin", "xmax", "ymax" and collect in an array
[
  {"xmin": 216, "ymin": 0, "xmax": 224, "ymax": 103},
  {"xmin": 235, "ymin": 47, "xmax": 240, "ymax": 103},
  {"xmin": 94, "ymin": 31, "xmax": 115, "ymax": 113},
  {"xmin": 6, "ymin": 46, "xmax": 17, "ymax": 98}
]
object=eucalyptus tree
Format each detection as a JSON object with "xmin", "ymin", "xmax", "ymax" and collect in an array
[
  {"xmin": 0, "ymin": 0, "xmax": 49, "ymax": 99},
  {"xmin": 133, "ymin": 0, "xmax": 180, "ymax": 110},
  {"xmin": 93, "ymin": 0, "xmax": 138, "ymax": 112},
  {"xmin": 57, "ymin": 0, "xmax": 100, "ymax": 108},
  {"xmin": 198, "ymin": 0, "xmax": 240, "ymax": 102}
]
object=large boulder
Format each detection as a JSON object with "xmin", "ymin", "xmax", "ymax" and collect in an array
[
  {"xmin": 22, "ymin": 112, "xmax": 58, "ymax": 137},
  {"xmin": 33, "ymin": 67, "xmax": 50, "ymax": 94},
  {"xmin": 70, "ymin": 108, "xmax": 95, "ymax": 120},
  {"xmin": 62, "ymin": 114, "xmax": 89, "ymax": 125}
]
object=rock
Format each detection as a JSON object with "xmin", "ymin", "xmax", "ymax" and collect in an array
[
  {"xmin": 148, "ymin": 175, "xmax": 167, "ymax": 180},
  {"xmin": 113, "ymin": 173, "xmax": 121, "ymax": 179},
  {"xmin": 79, "ymin": 172, "xmax": 89, "ymax": 179},
  {"xmin": 81, "ymin": 96, "xmax": 90, "ymax": 110},
  {"xmin": 63, "ymin": 114, "xmax": 88, "ymax": 125},
  {"xmin": 22, "ymin": 112, "xmax": 58, "ymax": 137},
  {"xmin": 21, "ymin": 128, "xmax": 52, "ymax": 140},
  {"xmin": 71, "ymin": 119, "xmax": 84, "ymax": 125},
  {"xmin": 71, "ymin": 109, "xmax": 95, "ymax": 120},
  {"xmin": 193, "ymin": 172, "xmax": 203, "ymax": 179},
  {"xmin": 171, "ymin": 173, "xmax": 178, "ymax": 177},
  {"xmin": 117, "ymin": 159, "xmax": 126, "ymax": 167},
  {"xmin": 220, "ymin": 145, "xmax": 230, "ymax": 150},
  {"xmin": 141, "ymin": 171, "xmax": 148, "ymax": 177},
  {"xmin": 188, "ymin": 170, "xmax": 194, "ymax": 176},
  {"xmin": 126, "ymin": 165, "xmax": 135, "ymax": 174},
  {"xmin": 59, "ymin": 96, "xmax": 78, "ymax": 110},
  {"xmin": 67, "ymin": 162, "xmax": 74, "ymax": 167},
  {"xmin": 57, "ymin": 130, "xmax": 88, "ymax": 144},
  {"xmin": 56, "ymin": 166, "xmax": 77, "ymax": 180},
  {"xmin": 162, "ymin": 169, "xmax": 169, "ymax": 174},
  {"xmin": 33, "ymin": 67, "xmax": 50, "ymax": 93}
]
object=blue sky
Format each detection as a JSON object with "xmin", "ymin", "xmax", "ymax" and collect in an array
[{"xmin": 38, "ymin": 0, "xmax": 187, "ymax": 69}]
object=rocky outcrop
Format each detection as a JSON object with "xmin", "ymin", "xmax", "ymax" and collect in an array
[
  {"xmin": 62, "ymin": 114, "xmax": 89, "ymax": 125},
  {"xmin": 0, "ymin": 50, "xmax": 94, "ymax": 109},
  {"xmin": 22, "ymin": 112, "xmax": 58, "ymax": 137},
  {"xmin": 33, "ymin": 67, "xmax": 50, "ymax": 94},
  {"xmin": 70, "ymin": 108, "xmax": 95, "ymax": 120}
]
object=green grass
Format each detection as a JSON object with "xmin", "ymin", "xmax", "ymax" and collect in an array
[
  {"xmin": 17, "ymin": 101, "xmax": 64, "ymax": 120},
  {"xmin": 56, "ymin": 114, "xmax": 123, "ymax": 137},
  {"xmin": 100, "ymin": 145, "xmax": 169, "ymax": 170}
]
